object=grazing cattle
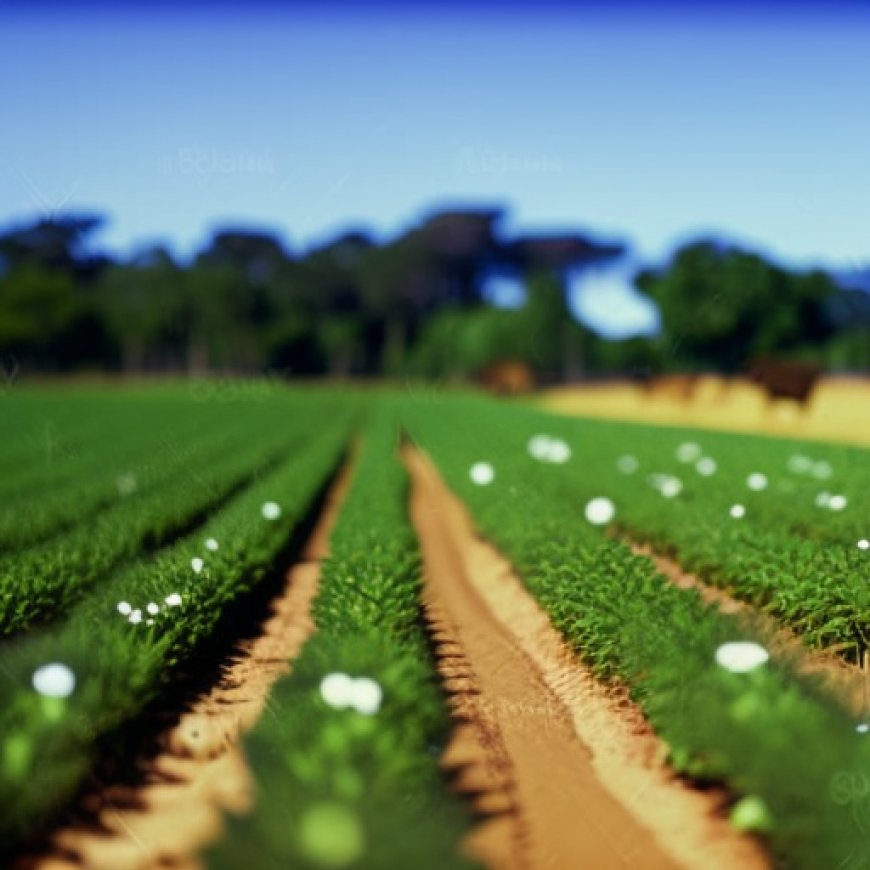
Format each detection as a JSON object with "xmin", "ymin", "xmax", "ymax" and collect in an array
[
  {"xmin": 479, "ymin": 359, "xmax": 535, "ymax": 396},
  {"xmin": 747, "ymin": 356, "xmax": 822, "ymax": 407}
]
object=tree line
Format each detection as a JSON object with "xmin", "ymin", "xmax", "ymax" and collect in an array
[{"xmin": 0, "ymin": 208, "xmax": 867, "ymax": 380}]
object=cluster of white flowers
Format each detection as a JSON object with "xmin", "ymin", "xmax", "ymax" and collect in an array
[
  {"xmin": 815, "ymin": 492, "xmax": 848, "ymax": 511},
  {"xmin": 648, "ymin": 473, "xmax": 683, "ymax": 498},
  {"xmin": 117, "ymin": 591, "xmax": 183, "ymax": 626},
  {"xmin": 788, "ymin": 454, "xmax": 832, "ymax": 479},
  {"xmin": 319, "ymin": 673, "xmax": 383, "ymax": 715},
  {"xmin": 527, "ymin": 434, "xmax": 571, "ymax": 464}
]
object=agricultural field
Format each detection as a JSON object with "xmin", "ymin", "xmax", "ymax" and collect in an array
[{"xmin": 2, "ymin": 383, "xmax": 870, "ymax": 869}]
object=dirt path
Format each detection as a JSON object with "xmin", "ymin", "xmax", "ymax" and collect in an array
[
  {"xmin": 29, "ymin": 459, "xmax": 354, "ymax": 870},
  {"xmin": 405, "ymin": 447, "xmax": 767, "ymax": 870},
  {"xmin": 630, "ymin": 540, "xmax": 870, "ymax": 717}
]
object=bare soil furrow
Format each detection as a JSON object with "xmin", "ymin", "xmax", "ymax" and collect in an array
[
  {"xmin": 630, "ymin": 539, "xmax": 870, "ymax": 717},
  {"xmin": 406, "ymin": 446, "xmax": 764, "ymax": 870},
  {"xmin": 24, "ymin": 457, "xmax": 354, "ymax": 870}
]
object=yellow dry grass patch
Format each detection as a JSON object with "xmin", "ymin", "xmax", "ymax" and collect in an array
[{"xmin": 540, "ymin": 376, "xmax": 870, "ymax": 447}]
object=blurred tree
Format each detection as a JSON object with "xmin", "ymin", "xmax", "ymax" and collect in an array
[
  {"xmin": 358, "ymin": 234, "xmax": 440, "ymax": 375},
  {"xmin": 0, "ymin": 215, "xmax": 110, "ymax": 282},
  {"xmin": 291, "ymin": 231, "xmax": 372, "ymax": 375},
  {"xmin": 635, "ymin": 240, "xmax": 839, "ymax": 372},
  {"xmin": 98, "ymin": 246, "xmax": 182, "ymax": 372},
  {"xmin": 192, "ymin": 229, "xmax": 293, "ymax": 372},
  {"xmin": 0, "ymin": 265, "xmax": 110, "ymax": 367}
]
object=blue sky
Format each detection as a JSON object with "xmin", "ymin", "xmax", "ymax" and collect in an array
[{"xmin": 2, "ymin": 1, "xmax": 869, "ymax": 336}]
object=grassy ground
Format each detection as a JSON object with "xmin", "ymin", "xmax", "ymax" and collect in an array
[{"xmin": 541, "ymin": 376, "xmax": 870, "ymax": 447}]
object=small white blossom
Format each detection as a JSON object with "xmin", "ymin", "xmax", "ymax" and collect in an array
[
  {"xmin": 261, "ymin": 501, "xmax": 281, "ymax": 520},
  {"xmin": 747, "ymin": 473, "xmax": 768, "ymax": 491},
  {"xmin": 696, "ymin": 457, "xmax": 717, "ymax": 476},
  {"xmin": 469, "ymin": 462, "xmax": 495, "ymax": 486},
  {"xmin": 715, "ymin": 641, "xmax": 769, "ymax": 673},
  {"xmin": 585, "ymin": 497, "xmax": 615, "ymax": 525},
  {"xmin": 32, "ymin": 663, "xmax": 76, "ymax": 698}
]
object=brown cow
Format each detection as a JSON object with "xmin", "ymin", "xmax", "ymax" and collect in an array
[
  {"xmin": 746, "ymin": 356, "xmax": 822, "ymax": 408},
  {"xmin": 479, "ymin": 359, "xmax": 535, "ymax": 396}
]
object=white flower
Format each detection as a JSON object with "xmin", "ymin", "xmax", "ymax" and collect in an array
[
  {"xmin": 546, "ymin": 439, "xmax": 571, "ymax": 464},
  {"xmin": 191, "ymin": 557, "xmax": 204, "ymax": 574},
  {"xmin": 351, "ymin": 677, "xmax": 383, "ymax": 715},
  {"xmin": 116, "ymin": 473, "xmax": 137, "ymax": 496},
  {"xmin": 205, "ymin": 537, "xmax": 219, "ymax": 552},
  {"xmin": 857, "ymin": 539, "xmax": 870, "ymax": 551},
  {"xmin": 617, "ymin": 455, "xmax": 639, "ymax": 474},
  {"xmin": 585, "ymin": 497, "xmax": 615, "ymax": 525},
  {"xmin": 857, "ymin": 723, "xmax": 870, "ymax": 734},
  {"xmin": 828, "ymin": 494, "xmax": 848, "ymax": 511},
  {"xmin": 32, "ymin": 663, "xmax": 76, "ymax": 698},
  {"xmin": 146, "ymin": 602, "xmax": 160, "ymax": 616},
  {"xmin": 676, "ymin": 442, "xmax": 701, "ymax": 463},
  {"xmin": 129, "ymin": 609, "xmax": 143, "ymax": 625},
  {"xmin": 715, "ymin": 641, "xmax": 769, "ymax": 673},
  {"xmin": 261, "ymin": 501, "xmax": 281, "ymax": 520},
  {"xmin": 528, "ymin": 434, "xmax": 552, "ymax": 460},
  {"xmin": 730, "ymin": 504, "xmax": 746, "ymax": 519},
  {"xmin": 117, "ymin": 601, "xmax": 132, "ymax": 616},
  {"xmin": 165, "ymin": 592, "xmax": 183, "ymax": 607},
  {"xmin": 696, "ymin": 457, "xmax": 717, "ymax": 476},
  {"xmin": 788, "ymin": 454, "xmax": 812, "ymax": 474},
  {"xmin": 469, "ymin": 462, "xmax": 495, "ymax": 486},
  {"xmin": 747, "ymin": 473, "xmax": 768, "ymax": 491},
  {"xmin": 812, "ymin": 460, "xmax": 833, "ymax": 479},
  {"xmin": 320, "ymin": 672, "xmax": 354, "ymax": 709},
  {"xmin": 815, "ymin": 491, "xmax": 831, "ymax": 508},
  {"xmin": 660, "ymin": 477, "xmax": 682, "ymax": 498},
  {"xmin": 319, "ymin": 673, "xmax": 383, "ymax": 715}
]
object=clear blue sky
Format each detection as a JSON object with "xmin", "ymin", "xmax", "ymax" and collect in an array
[{"xmin": 2, "ymin": 1, "xmax": 869, "ymax": 336}]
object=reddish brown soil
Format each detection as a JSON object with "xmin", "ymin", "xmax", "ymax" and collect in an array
[{"xmin": 406, "ymin": 446, "xmax": 767, "ymax": 870}]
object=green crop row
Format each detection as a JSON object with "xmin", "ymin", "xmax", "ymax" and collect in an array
[
  {"xmin": 208, "ymin": 405, "xmax": 475, "ymax": 870},
  {"xmin": 0, "ymin": 395, "xmax": 359, "ymax": 636},
  {"xmin": 402, "ymin": 394, "xmax": 870, "ymax": 870},
  {"xmin": 0, "ymin": 409, "xmax": 355, "ymax": 851},
  {"xmin": 0, "ymin": 418, "xmax": 259, "ymax": 553},
  {"xmin": 405, "ymin": 395, "xmax": 870, "ymax": 660},
  {"xmin": 0, "ymin": 387, "xmax": 212, "ymax": 500}
]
